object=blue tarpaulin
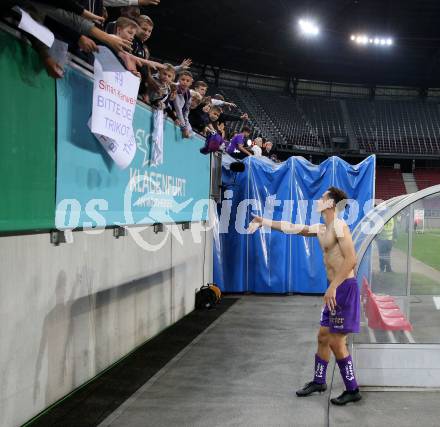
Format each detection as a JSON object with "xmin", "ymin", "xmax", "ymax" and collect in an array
[{"xmin": 213, "ymin": 155, "xmax": 376, "ymax": 294}]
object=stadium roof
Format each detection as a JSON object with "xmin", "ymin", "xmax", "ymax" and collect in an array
[{"xmin": 146, "ymin": 0, "xmax": 440, "ymax": 87}]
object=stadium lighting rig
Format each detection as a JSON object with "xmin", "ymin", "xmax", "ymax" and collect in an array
[
  {"xmin": 298, "ymin": 19, "xmax": 320, "ymax": 37},
  {"xmin": 296, "ymin": 16, "xmax": 393, "ymax": 48},
  {"xmin": 351, "ymin": 34, "xmax": 393, "ymax": 47}
]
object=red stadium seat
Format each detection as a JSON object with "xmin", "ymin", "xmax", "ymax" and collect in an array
[
  {"xmin": 362, "ymin": 276, "xmax": 413, "ymax": 332},
  {"xmin": 414, "ymin": 168, "xmax": 440, "ymax": 191},
  {"xmin": 375, "ymin": 167, "xmax": 407, "ymax": 201}
]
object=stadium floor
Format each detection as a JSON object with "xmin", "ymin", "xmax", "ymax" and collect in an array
[{"xmin": 27, "ymin": 296, "xmax": 440, "ymax": 427}]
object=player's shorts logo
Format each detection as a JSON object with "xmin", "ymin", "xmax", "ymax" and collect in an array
[{"xmin": 330, "ymin": 304, "xmax": 341, "ymax": 317}]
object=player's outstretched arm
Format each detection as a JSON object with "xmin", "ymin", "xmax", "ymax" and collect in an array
[{"xmin": 248, "ymin": 215, "xmax": 319, "ymax": 237}]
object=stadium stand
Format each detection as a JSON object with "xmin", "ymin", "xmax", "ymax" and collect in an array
[
  {"xmin": 375, "ymin": 167, "xmax": 407, "ymax": 201},
  {"xmin": 214, "ymin": 87, "xmax": 440, "ymax": 155},
  {"xmin": 297, "ymin": 97, "xmax": 347, "ymax": 149},
  {"xmin": 217, "ymin": 86, "xmax": 272, "ymax": 141},
  {"xmin": 251, "ymin": 90, "xmax": 321, "ymax": 149},
  {"xmin": 414, "ymin": 168, "xmax": 440, "ymax": 190},
  {"xmin": 414, "ymin": 169, "xmax": 440, "ymax": 213},
  {"xmin": 345, "ymin": 99, "xmax": 377, "ymax": 152},
  {"xmin": 373, "ymin": 101, "xmax": 440, "ymax": 154}
]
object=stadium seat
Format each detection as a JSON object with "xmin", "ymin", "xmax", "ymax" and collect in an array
[
  {"xmin": 362, "ymin": 277, "xmax": 413, "ymax": 332},
  {"xmin": 214, "ymin": 87, "xmax": 440, "ymax": 156},
  {"xmin": 375, "ymin": 167, "xmax": 406, "ymax": 200}
]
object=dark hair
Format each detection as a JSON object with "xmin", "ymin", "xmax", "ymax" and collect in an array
[
  {"xmin": 178, "ymin": 70, "xmax": 193, "ymax": 79},
  {"xmin": 213, "ymin": 94, "xmax": 225, "ymax": 101},
  {"xmin": 195, "ymin": 81, "xmax": 208, "ymax": 89},
  {"xmin": 327, "ymin": 186, "xmax": 348, "ymax": 210},
  {"xmin": 242, "ymin": 126, "xmax": 251, "ymax": 134}
]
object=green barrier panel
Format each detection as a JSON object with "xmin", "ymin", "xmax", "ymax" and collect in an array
[{"xmin": 0, "ymin": 30, "xmax": 56, "ymax": 232}]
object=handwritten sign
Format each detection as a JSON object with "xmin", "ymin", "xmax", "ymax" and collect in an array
[{"xmin": 91, "ymin": 47, "xmax": 140, "ymax": 169}]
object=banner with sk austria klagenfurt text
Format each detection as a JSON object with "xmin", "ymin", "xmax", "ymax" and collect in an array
[{"xmin": 55, "ymin": 65, "xmax": 210, "ymax": 230}]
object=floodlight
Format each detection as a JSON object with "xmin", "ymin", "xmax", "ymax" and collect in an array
[
  {"xmin": 298, "ymin": 19, "xmax": 320, "ymax": 36},
  {"xmin": 351, "ymin": 34, "xmax": 394, "ymax": 48}
]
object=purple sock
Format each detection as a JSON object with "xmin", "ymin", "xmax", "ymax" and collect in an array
[
  {"xmin": 337, "ymin": 355, "xmax": 358, "ymax": 391},
  {"xmin": 313, "ymin": 354, "xmax": 328, "ymax": 385}
]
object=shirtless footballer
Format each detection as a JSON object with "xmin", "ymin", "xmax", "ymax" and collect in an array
[{"xmin": 249, "ymin": 186, "xmax": 362, "ymax": 406}]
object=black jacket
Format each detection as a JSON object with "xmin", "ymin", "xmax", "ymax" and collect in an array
[
  {"xmin": 218, "ymin": 112, "xmax": 242, "ymax": 125},
  {"xmin": 189, "ymin": 106, "xmax": 210, "ymax": 132}
]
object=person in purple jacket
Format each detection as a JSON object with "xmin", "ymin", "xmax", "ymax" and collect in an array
[
  {"xmin": 226, "ymin": 126, "xmax": 253, "ymax": 158},
  {"xmin": 249, "ymin": 187, "xmax": 362, "ymax": 406}
]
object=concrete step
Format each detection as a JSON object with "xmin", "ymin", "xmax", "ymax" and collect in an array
[{"xmin": 402, "ymin": 172, "xmax": 419, "ymax": 194}]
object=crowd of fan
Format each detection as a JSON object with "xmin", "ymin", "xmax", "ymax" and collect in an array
[{"xmin": 1, "ymin": 0, "xmax": 278, "ymax": 161}]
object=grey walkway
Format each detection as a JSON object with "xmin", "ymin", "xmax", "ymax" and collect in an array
[
  {"xmin": 392, "ymin": 247, "xmax": 440, "ymax": 283},
  {"xmin": 372, "ymin": 245, "xmax": 440, "ymax": 284},
  {"xmin": 99, "ymin": 296, "xmax": 440, "ymax": 427}
]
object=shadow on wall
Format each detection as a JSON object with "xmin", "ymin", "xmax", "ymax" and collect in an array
[
  {"xmin": 34, "ymin": 271, "xmax": 72, "ymax": 406},
  {"xmin": 172, "ymin": 259, "xmax": 200, "ymax": 321},
  {"xmin": 33, "ymin": 267, "xmax": 175, "ymax": 408}
]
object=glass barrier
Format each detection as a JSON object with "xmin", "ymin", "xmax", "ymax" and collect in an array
[
  {"xmin": 409, "ymin": 193, "xmax": 440, "ymax": 343},
  {"xmin": 355, "ymin": 191, "xmax": 440, "ymax": 345},
  {"xmin": 353, "ymin": 194, "xmax": 407, "ymax": 254}
]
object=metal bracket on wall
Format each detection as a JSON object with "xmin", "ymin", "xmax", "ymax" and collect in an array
[
  {"xmin": 113, "ymin": 226, "xmax": 127, "ymax": 239},
  {"xmin": 153, "ymin": 223, "xmax": 164, "ymax": 234},
  {"xmin": 50, "ymin": 230, "xmax": 72, "ymax": 246},
  {"xmin": 181, "ymin": 222, "xmax": 191, "ymax": 231}
]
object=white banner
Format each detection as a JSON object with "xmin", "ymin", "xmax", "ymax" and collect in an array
[
  {"xmin": 91, "ymin": 47, "xmax": 140, "ymax": 169},
  {"xmin": 14, "ymin": 7, "xmax": 54, "ymax": 47},
  {"xmin": 89, "ymin": 119, "xmax": 136, "ymax": 170},
  {"xmin": 151, "ymin": 109, "xmax": 164, "ymax": 167}
]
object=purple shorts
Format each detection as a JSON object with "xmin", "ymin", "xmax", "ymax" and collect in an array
[{"xmin": 320, "ymin": 277, "xmax": 360, "ymax": 334}]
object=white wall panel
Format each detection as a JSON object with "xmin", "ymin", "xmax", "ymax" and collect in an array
[{"xmin": 0, "ymin": 225, "xmax": 212, "ymax": 427}]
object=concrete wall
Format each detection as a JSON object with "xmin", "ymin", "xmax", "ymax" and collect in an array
[{"xmin": 0, "ymin": 224, "xmax": 212, "ymax": 427}]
